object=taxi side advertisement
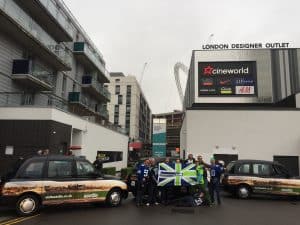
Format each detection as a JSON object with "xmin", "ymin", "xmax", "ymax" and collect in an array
[
  {"xmin": 226, "ymin": 176, "xmax": 300, "ymax": 196},
  {"xmin": 2, "ymin": 180, "xmax": 126, "ymax": 205},
  {"xmin": 198, "ymin": 61, "xmax": 257, "ymax": 97}
]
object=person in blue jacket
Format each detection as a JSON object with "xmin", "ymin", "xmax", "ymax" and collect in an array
[
  {"xmin": 209, "ymin": 158, "xmax": 224, "ymax": 205},
  {"xmin": 136, "ymin": 159, "xmax": 150, "ymax": 207}
]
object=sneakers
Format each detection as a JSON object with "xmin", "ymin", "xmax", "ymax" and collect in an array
[{"xmin": 145, "ymin": 202, "xmax": 159, "ymax": 206}]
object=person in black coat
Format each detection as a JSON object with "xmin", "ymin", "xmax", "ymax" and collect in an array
[
  {"xmin": 185, "ymin": 154, "xmax": 196, "ymax": 165},
  {"xmin": 147, "ymin": 158, "xmax": 159, "ymax": 206},
  {"xmin": 93, "ymin": 156, "xmax": 103, "ymax": 172}
]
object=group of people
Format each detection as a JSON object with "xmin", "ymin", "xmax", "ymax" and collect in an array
[{"xmin": 135, "ymin": 154, "xmax": 225, "ymax": 207}]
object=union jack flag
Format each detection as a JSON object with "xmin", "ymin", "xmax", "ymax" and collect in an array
[{"xmin": 158, "ymin": 163, "xmax": 197, "ymax": 187}]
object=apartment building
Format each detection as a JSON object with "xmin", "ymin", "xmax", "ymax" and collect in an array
[
  {"xmin": 0, "ymin": 0, "xmax": 128, "ymax": 174},
  {"xmin": 106, "ymin": 73, "xmax": 152, "ymax": 148}
]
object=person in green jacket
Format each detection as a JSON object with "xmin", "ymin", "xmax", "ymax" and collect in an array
[{"xmin": 195, "ymin": 160, "xmax": 212, "ymax": 206}]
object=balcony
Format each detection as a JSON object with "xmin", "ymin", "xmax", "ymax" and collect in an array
[
  {"xmin": 73, "ymin": 42, "xmax": 109, "ymax": 83},
  {"xmin": 11, "ymin": 59, "xmax": 53, "ymax": 91},
  {"xmin": 14, "ymin": 0, "xmax": 75, "ymax": 42},
  {"xmin": 98, "ymin": 105, "xmax": 109, "ymax": 120},
  {"xmin": 0, "ymin": 92, "xmax": 68, "ymax": 111},
  {"xmin": 81, "ymin": 75, "xmax": 111, "ymax": 102},
  {"xmin": 0, "ymin": 0, "xmax": 71, "ymax": 71},
  {"xmin": 68, "ymin": 92, "xmax": 108, "ymax": 120},
  {"xmin": 0, "ymin": 92, "xmax": 120, "ymax": 132}
]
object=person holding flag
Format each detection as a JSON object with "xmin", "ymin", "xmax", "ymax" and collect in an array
[{"xmin": 195, "ymin": 159, "xmax": 212, "ymax": 206}]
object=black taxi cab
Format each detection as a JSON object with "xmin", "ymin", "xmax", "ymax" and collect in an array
[
  {"xmin": 223, "ymin": 160, "xmax": 300, "ymax": 199},
  {"xmin": 0, "ymin": 155, "xmax": 128, "ymax": 216}
]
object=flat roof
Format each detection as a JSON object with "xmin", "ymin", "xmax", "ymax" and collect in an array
[
  {"xmin": 192, "ymin": 48, "xmax": 300, "ymax": 52},
  {"xmin": 153, "ymin": 111, "xmax": 183, "ymax": 117}
]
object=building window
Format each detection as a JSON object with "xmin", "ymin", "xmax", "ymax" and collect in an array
[
  {"xmin": 115, "ymin": 79, "xmax": 120, "ymax": 83},
  {"xmin": 118, "ymin": 95, "xmax": 123, "ymax": 104},
  {"xmin": 126, "ymin": 96, "xmax": 131, "ymax": 105},
  {"xmin": 104, "ymin": 85, "xmax": 108, "ymax": 88},
  {"xmin": 114, "ymin": 115, "xmax": 119, "ymax": 125},
  {"xmin": 115, "ymin": 85, "xmax": 120, "ymax": 95},
  {"xmin": 126, "ymin": 85, "xmax": 131, "ymax": 97},
  {"xmin": 125, "ymin": 112, "xmax": 130, "ymax": 134},
  {"xmin": 126, "ymin": 105, "xmax": 131, "ymax": 113},
  {"xmin": 114, "ymin": 105, "xmax": 119, "ymax": 113}
]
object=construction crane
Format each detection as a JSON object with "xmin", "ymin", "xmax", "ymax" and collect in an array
[
  {"xmin": 139, "ymin": 62, "xmax": 148, "ymax": 85},
  {"xmin": 174, "ymin": 62, "xmax": 188, "ymax": 104}
]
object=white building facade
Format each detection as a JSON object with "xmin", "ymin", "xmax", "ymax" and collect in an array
[{"xmin": 181, "ymin": 49, "xmax": 300, "ymax": 176}]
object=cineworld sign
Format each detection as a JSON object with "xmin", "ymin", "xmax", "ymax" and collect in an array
[
  {"xmin": 198, "ymin": 61, "xmax": 257, "ymax": 97},
  {"xmin": 202, "ymin": 42, "xmax": 290, "ymax": 50},
  {"xmin": 203, "ymin": 65, "xmax": 250, "ymax": 76}
]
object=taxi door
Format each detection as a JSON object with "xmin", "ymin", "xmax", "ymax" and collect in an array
[
  {"xmin": 74, "ymin": 160, "xmax": 107, "ymax": 203},
  {"xmin": 43, "ymin": 159, "xmax": 78, "ymax": 204},
  {"xmin": 251, "ymin": 163, "xmax": 274, "ymax": 194}
]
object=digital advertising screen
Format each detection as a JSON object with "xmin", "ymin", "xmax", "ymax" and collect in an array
[{"xmin": 198, "ymin": 61, "xmax": 257, "ymax": 97}]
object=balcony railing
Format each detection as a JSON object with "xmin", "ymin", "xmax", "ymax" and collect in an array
[
  {"xmin": 98, "ymin": 105, "xmax": 109, "ymax": 119},
  {"xmin": 0, "ymin": 92, "xmax": 68, "ymax": 111},
  {"xmin": 0, "ymin": 92, "xmax": 126, "ymax": 134},
  {"xmin": 37, "ymin": 0, "xmax": 76, "ymax": 39},
  {"xmin": 68, "ymin": 92, "xmax": 88, "ymax": 106},
  {"xmin": 68, "ymin": 92, "xmax": 108, "ymax": 119},
  {"xmin": 11, "ymin": 59, "xmax": 54, "ymax": 91},
  {"xmin": 0, "ymin": 0, "xmax": 71, "ymax": 69},
  {"xmin": 73, "ymin": 42, "xmax": 109, "ymax": 82},
  {"xmin": 82, "ymin": 75, "xmax": 111, "ymax": 101}
]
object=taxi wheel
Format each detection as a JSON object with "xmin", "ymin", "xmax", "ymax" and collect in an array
[
  {"xmin": 16, "ymin": 194, "xmax": 40, "ymax": 216},
  {"xmin": 237, "ymin": 185, "xmax": 251, "ymax": 199},
  {"xmin": 106, "ymin": 189, "xmax": 122, "ymax": 207}
]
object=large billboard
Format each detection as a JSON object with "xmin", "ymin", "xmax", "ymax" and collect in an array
[
  {"xmin": 198, "ymin": 61, "xmax": 257, "ymax": 97},
  {"xmin": 152, "ymin": 119, "xmax": 166, "ymax": 157}
]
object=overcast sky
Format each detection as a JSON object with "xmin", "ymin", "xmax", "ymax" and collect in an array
[{"xmin": 64, "ymin": 0, "xmax": 300, "ymax": 114}]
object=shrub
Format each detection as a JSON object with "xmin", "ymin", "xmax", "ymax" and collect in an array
[
  {"xmin": 120, "ymin": 167, "xmax": 134, "ymax": 180},
  {"xmin": 102, "ymin": 167, "xmax": 116, "ymax": 176}
]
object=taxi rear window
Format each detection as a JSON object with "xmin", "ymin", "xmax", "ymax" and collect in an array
[{"xmin": 19, "ymin": 161, "xmax": 45, "ymax": 179}]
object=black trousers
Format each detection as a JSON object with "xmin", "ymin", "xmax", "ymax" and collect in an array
[
  {"xmin": 148, "ymin": 182, "xmax": 158, "ymax": 204},
  {"xmin": 209, "ymin": 178, "xmax": 221, "ymax": 204},
  {"xmin": 136, "ymin": 180, "xmax": 147, "ymax": 205},
  {"xmin": 161, "ymin": 186, "xmax": 169, "ymax": 204}
]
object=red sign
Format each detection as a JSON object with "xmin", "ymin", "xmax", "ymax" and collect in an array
[{"xmin": 129, "ymin": 142, "xmax": 143, "ymax": 150}]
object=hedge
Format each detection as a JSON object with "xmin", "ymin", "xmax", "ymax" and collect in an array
[
  {"xmin": 120, "ymin": 167, "xmax": 134, "ymax": 180},
  {"xmin": 102, "ymin": 167, "xmax": 116, "ymax": 176}
]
